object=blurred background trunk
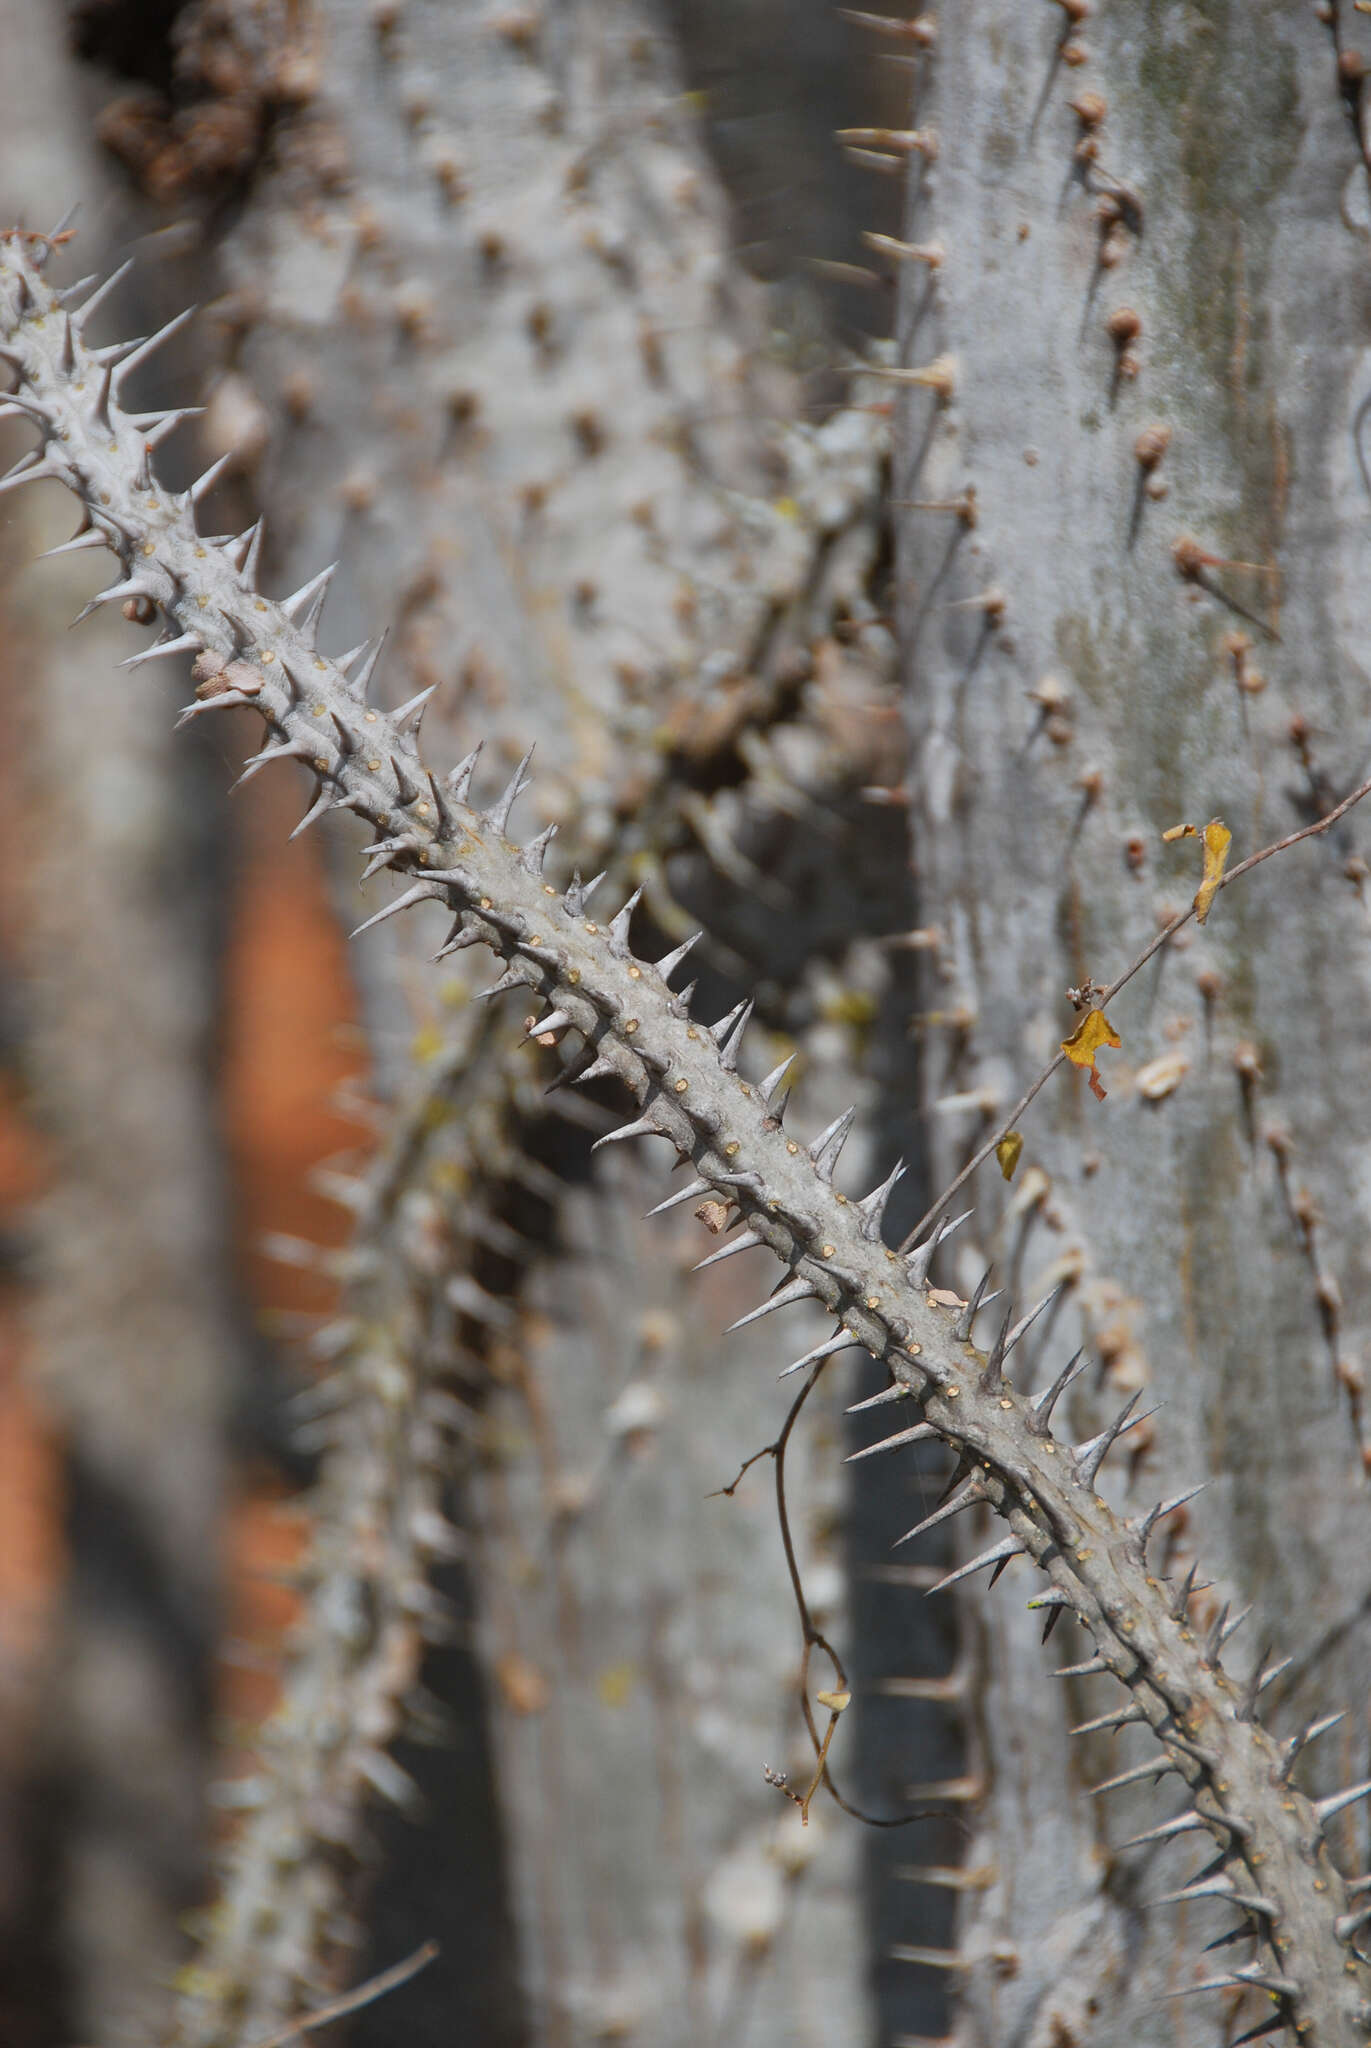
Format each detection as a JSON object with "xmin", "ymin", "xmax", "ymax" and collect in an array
[
  {"xmin": 896, "ymin": 4, "xmax": 1371, "ymax": 2042},
  {"xmin": 0, "ymin": 5, "xmax": 247, "ymax": 2042}
]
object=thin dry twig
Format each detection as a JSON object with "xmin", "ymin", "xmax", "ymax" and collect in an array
[
  {"xmin": 719, "ymin": 1361, "xmax": 957, "ymax": 1832},
  {"xmin": 242, "ymin": 1941, "xmax": 440, "ymax": 2048}
]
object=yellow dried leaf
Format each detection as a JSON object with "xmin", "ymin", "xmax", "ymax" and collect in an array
[
  {"xmin": 1061, "ymin": 1006, "xmax": 1122, "ymax": 1102},
  {"xmin": 1161, "ymin": 821, "xmax": 1196, "ymax": 843},
  {"xmin": 1194, "ymin": 817, "xmax": 1232, "ymax": 923},
  {"xmin": 996, "ymin": 1131, "xmax": 1024, "ymax": 1180},
  {"xmin": 815, "ymin": 1688, "xmax": 851, "ymax": 1713}
]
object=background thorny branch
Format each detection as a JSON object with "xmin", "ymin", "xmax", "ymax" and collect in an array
[{"xmin": 1, "ymin": 3, "xmax": 1370, "ymax": 2048}]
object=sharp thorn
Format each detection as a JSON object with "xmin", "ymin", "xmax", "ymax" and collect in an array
[
  {"xmin": 709, "ymin": 998, "xmax": 754, "ymax": 1072},
  {"xmin": 227, "ymin": 519, "xmax": 266, "ymax": 586},
  {"xmin": 120, "ymin": 631, "xmax": 202, "ymax": 669},
  {"xmin": 1090, "ymin": 1758, "xmax": 1174, "ymax": 1797},
  {"xmin": 346, "ymin": 630, "xmax": 389, "ymax": 701},
  {"xmin": 1074, "ymin": 1393, "xmax": 1157, "ymax": 1489},
  {"xmin": 392, "ymin": 681, "xmax": 439, "ymax": 731},
  {"xmin": 982, "ymin": 1304, "xmax": 1014, "ymax": 1385},
  {"xmin": 69, "ymin": 258, "xmax": 135, "ymax": 330},
  {"xmin": 290, "ymin": 783, "xmax": 336, "ymax": 838},
  {"xmin": 1280, "ymin": 1711, "xmax": 1346, "ymax": 1780},
  {"xmin": 809, "ymin": 1105, "xmax": 857, "ymax": 1182},
  {"xmin": 563, "ymin": 869, "xmax": 606, "ymax": 918},
  {"xmin": 137, "ymin": 404, "xmax": 203, "ymax": 449},
  {"xmin": 281, "ymin": 562, "xmax": 337, "ymax": 634},
  {"xmin": 644, "ymin": 1177, "xmax": 711, "ymax": 1219},
  {"xmin": 1200, "ymin": 1917, "xmax": 1259, "ymax": 1953},
  {"xmin": 1238, "ymin": 1648, "xmax": 1291, "ymax": 1721},
  {"xmin": 847, "ymin": 1421, "xmax": 939, "ymax": 1464},
  {"xmin": 112, "ymin": 306, "xmax": 196, "ymax": 390},
  {"xmin": 905, "ymin": 1207, "xmax": 974, "ymax": 1286},
  {"xmin": 520, "ymin": 822, "xmax": 558, "ymax": 875},
  {"xmin": 1169, "ymin": 1559, "xmax": 1201, "ymax": 1622},
  {"xmin": 482, "ymin": 744, "xmax": 534, "ymax": 836},
  {"xmin": 857, "ymin": 1160, "xmax": 906, "ymax": 1241},
  {"xmin": 1134, "ymin": 1482, "xmax": 1208, "ymax": 1555},
  {"xmin": 39, "ymin": 526, "xmax": 108, "ymax": 561},
  {"xmin": 1030, "ymin": 1348, "xmax": 1087, "ymax": 1433},
  {"xmin": 389, "ymin": 751, "xmax": 420, "ymax": 804},
  {"xmin": 1003, "ymin": 1281, "xmax": 1067, "ymax": 1358},
  {"xmin": 473, "ymin": 967, "xmax": 528, "ymax": 1004},
  {"xmin": 725, "ymin": 1274, "xmax": 819, "ymax": 1334},
  {"xmin": 1203, "ymin": 1603, "xmax": 1232, "ymax": 1665},
  {"xmin": 189, "ymin": 450, "xmax": 234, "ymax": 503},
  {"xmin": 1217, "ymin": 1603, "xmax": 1253, "ymax": 1650},
  {"xmin": 1314, "ymin": 1777, "xmax": 1371, "ymax": 1826},
  {"xmin": 758, "ymin": 1054, "xmax": 795, "ymax": 1104},
  {"xmin": 40, "ymin": 203, "xmax": 81, "ymax": 256},
  {"xmin": 567, "ymin": 1055, "xmax": 618, "ymax": 1086},
  {"xmin": 350, "ymin": 881, "xmax": 441, "ymax": 937},
  {"xmin": 1118, "ymin": 1810, "xmax": 1205, "ymax": 1852},
  {"xmin": 607, "ymin": 884, "xmax": 644, "ymax": 957},
  {"xmin": 447, "ymin": 738, "xmax": 485, "ymax": 801},
  {"xmin": 891, "ymin": 1475, "xmax": 987, "ymax": 1544},
  {"xmin": 1053, "ymin": 1653, "xmax": 1109, "ymax": 1678},
  {"xmin": 0, "ymin": 389, "xmax": 50, "ymax": 423},
  {"xmin": 358, "ymin": 834, "xmax": 413, "ymax": 882},
  {"xmin": 233, "ymin": 736, "xmax": 314, "ymax": 787},
  {"xmin": 694, "ymin": 1229, "xmax": 764, "ymax": 1272},
  {"xmin": 778, "ymin": 1333, "xmax": 862, "ymax": 1379},
  {"xmin": 54, "ymin": 271, "xmax": 100, "ymax": 308},
  {"xmin": 591, "ymin": 1114, "xmax": 664, "ymax": 1153},
  {"xmin": 71, "ymin": 572, "xmax": 153, "ymax": 625},
  {"xmin": 1069, "ymin": 1701, "xmax": 1145, "ymax": 1737},
  {"xmin": 1227, "ymin": 2019, "xmax": 1291, "ymax": 2047},
  {"xmin": 846, "ymin": 1382, "xmax": 908, "ymax": 1414},
  {"xmin": 521, "ymin": 1008, "xmax": 573, "ymax": 1043},
  {"xmin": 953, "ymin": 1265, "xmax": 998, "ymax": 1341},
  {"xmin": 925, "ymin": 1535, "xmax": 1022, "ymax": 1598},
  {"xmin": 1150, "ymin": 1875, "xmax": 1237, "ymax": 1910},
  {"xmin": 175, "ymin": 688, "xmax": 257, "ymax": 727},
  {"xmin": 329, "ymin": 709, "xmax": 358, "ymax": 755}
]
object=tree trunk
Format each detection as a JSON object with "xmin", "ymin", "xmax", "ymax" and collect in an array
[{"xmin": 897, "ymin": 5, "xmax": 1371, "ymax": 2042}]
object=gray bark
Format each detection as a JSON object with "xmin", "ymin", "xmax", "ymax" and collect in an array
[{"xmin": 898, "ymin": 6, "xmax": 1371, "ymax": 2043}]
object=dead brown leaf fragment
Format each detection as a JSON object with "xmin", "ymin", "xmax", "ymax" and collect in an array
[{"xmin": 1061, "ymin": 1007, "xmax": 1122, "ymax": 1102}]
